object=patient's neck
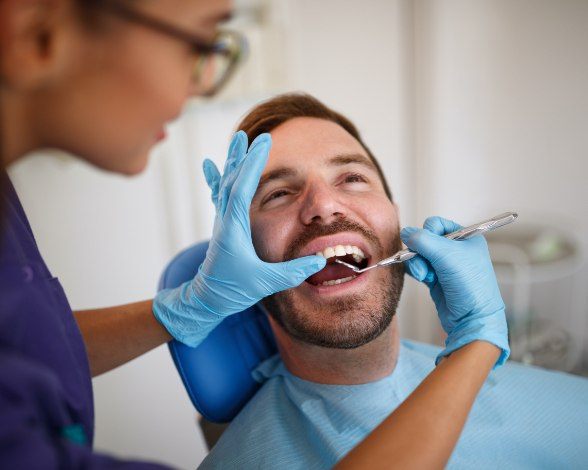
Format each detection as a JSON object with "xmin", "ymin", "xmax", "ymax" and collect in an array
[{"xmin": 268, "ymin": 316, "xmax": 400, "ymax": 385}]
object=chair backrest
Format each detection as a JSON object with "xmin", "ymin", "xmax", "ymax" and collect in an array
[{"xmin": 158, "ymin": 241, "xmax": 277, "ymax": 423}]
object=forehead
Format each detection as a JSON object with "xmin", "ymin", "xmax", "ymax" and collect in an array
[{"xmin": 266, "ymin": 117, "xmax": 369, "ymax": 171}]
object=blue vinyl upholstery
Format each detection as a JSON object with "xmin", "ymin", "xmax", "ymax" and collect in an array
[{"xmin": 158, "ymin": 241, "xmax": 277, "ymax": 423}]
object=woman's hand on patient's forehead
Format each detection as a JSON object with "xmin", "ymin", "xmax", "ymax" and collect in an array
[
  {"xmin": 203, "ymin": 131, "xmax": 253, "ymax": 216},
  {"xmin": 200, "ymin": 130, "xmax": 327, "ymax": 313},
  {"xmin": 152, "ymin": 131, "xmax": 326, "ymax": 348}
]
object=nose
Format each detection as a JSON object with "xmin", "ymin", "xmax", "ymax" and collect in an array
[{"xmin": 299, "ymin": 180, "xmax": 346, "ymax": 226}]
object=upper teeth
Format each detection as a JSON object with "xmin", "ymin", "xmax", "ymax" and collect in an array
[{"xmin": 315, "ymin": 245, "xmax": 366, "ymax": 263}]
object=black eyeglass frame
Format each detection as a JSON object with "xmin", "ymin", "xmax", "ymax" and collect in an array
[{"xmin": 100, "ymin": 1, "xmax": 248, "ymax": 97}]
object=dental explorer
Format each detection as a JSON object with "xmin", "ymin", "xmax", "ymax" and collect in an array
[{"xmin": 335, "ymin": 211, "xmax": 518, "ymax": 274}]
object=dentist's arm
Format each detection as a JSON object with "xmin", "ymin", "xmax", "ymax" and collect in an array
[
  {"xmin": 74, "ymin": 301, "xmax": 170, "ymax": 377},
  {"xmin": 337, "ymin": 341, "xmax": 499, "ymax": 470},
  {"xmin": 338, "ymin": 216, "xmax": 509, "ymax": 469}
]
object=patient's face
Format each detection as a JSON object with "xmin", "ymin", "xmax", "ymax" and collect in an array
[{"xmin": 250, "ymin": 117, "xmax": 404, "ymax": 348}]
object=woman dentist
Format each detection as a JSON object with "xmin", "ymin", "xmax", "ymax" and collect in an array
[
  {"xmin": 0, "ymin": 0, "xmax": 508, "ymax": 468},
  {"xmin": 0, "ymin": 0, "xmax": 324, "ymax": 466}
]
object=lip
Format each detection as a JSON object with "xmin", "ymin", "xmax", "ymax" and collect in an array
[
  {"xmin": 301, "ymin": 268, "xmax": 373, "ymax": 297},
  {"xmin": 292, "ymin": 231, "xmax": 379, "ymax": 296},
  {"xmin": 297, "ymin": 232, "xmax": 373, "ymax": 260},
  {"xmin": 155, "ymin": 129, "xmax": 167, "ymax": 142}
]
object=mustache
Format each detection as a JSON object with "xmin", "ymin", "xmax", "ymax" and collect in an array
[{"xmin": 284, "ymin": 219, "xmax": 383, "ymax": 261}]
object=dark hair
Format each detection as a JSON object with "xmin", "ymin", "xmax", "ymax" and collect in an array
[{"xmin": 236, "ymin": 93, "xmax": 393, "ymax": 200}]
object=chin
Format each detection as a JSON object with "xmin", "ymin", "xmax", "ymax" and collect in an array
[
  {"xmin": 87, "ymin": 150, "xmax": 151, "ymax": 176},
  {"xmin": 120, "ymin": 155, "xmax": 150, "ymax": 176}
]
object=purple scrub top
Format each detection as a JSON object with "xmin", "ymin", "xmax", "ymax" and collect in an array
[{"xmin": 0, "ymin": 172, "xmax": 170, "ymax": 468}]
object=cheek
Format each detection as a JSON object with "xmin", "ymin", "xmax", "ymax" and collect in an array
[
  {"xmin": 121, "ymin": 53, "xmax": 191, "ymax": 123},
  {"xmin": 92, "ymin": 41, "xmax": 191, "ymax": 169},
  {"xmin": 356, "ymin": 197, "xmax": 400, "ymax": 249},
  {"xmin": 251, "ymin": 212, "xmax": 299, "ymax": 262},
  {"xmin": 102, "ymin": 32, "xmax": 192, "ymax": 128}
]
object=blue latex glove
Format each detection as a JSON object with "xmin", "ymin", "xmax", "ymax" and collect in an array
[
  {"xmin": 401, "ymin": 216, "xmax": 510, "ymax": 368},
  {"xmin": 153, "ymin": 132, "xmax": 326, "ymax": 347}
]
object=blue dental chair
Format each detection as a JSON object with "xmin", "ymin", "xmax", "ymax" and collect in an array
[{"xmin": 158, "ymin": 241, "xmax": 277, "ymax": 445}]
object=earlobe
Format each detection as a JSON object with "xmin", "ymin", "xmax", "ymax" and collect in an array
[{"xmin": 0, "ymin": 0, "xmax": 71, "ymax": 89}]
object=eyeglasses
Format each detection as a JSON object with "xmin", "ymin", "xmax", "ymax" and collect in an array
[{"xmin": 101, "ymin": 2, "xmax": 248, "ymax": 97}]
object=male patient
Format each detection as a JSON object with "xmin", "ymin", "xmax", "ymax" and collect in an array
[{"xmin": 200, "ymin": 93, "xmax": 588, "ymax": 469}]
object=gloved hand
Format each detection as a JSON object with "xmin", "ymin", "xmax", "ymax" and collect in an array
[
  {"xmin": 153, "ymin": 131, "xmax": 326, "ymax": 347},
  {"xmin": 401, "ymin": 216, "xmax": 509, "ymax": 368}
]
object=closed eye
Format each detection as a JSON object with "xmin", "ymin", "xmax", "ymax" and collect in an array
[{"xmin": 262, "ymin": 189, "xmax": 291, "ymax": 205}]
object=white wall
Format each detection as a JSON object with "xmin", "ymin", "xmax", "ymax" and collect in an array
[
  {"xmin": 412, "ymin": 0, "xmax": 588, "ymax": 346},
  {"xmin": 7, "ymin": 0, "xmax": 588, "ymax": 467},
  {"xmin": 414, "ymin": 0, "xmax": 588, "ymax": 228}
]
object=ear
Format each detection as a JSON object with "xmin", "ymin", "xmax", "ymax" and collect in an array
[{"xmin": 0, "ymin": 0, "xmax": 73, "ymax": 90}]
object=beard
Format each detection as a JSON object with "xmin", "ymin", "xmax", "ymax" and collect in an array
[{"xmin": 262, "ymin": 219, "xmax": 405, "ymax": 349}]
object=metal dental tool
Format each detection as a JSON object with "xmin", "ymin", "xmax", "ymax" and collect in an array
[{"xmin": 335, "ymin": 211, "xmax": 518, "ymax": 274}]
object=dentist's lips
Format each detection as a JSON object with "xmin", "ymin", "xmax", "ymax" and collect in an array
[{"xmin": 156, "ymin": 129, "xmax": 167, "ymax": 142}]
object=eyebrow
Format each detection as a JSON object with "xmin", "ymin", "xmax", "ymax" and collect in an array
[
  {"xmin": 328, "ymin": 153, "xmax": 378, "ymax": 171},
  {"xmin": 256, "ymin": 167, "xmax": 298, "ymax": 193}
]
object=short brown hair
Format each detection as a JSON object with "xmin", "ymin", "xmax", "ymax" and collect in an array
[{"xmin": 236, "ymin": 93, "xmax": 393, "ymax": 200}]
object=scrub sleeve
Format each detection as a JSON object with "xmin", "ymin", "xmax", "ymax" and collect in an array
[{"xmin": 0, "ymin": 172, "xmax": 171, "ymax": 469}]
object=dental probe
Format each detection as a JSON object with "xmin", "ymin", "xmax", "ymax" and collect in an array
[{"xmin": 335, "ymin": 211, "xmax": 518, "ymax": 274}]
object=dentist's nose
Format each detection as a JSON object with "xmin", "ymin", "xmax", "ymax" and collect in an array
[{"xmin": 300, "ymin": 181, "xmax": 346, "ymax": 225}]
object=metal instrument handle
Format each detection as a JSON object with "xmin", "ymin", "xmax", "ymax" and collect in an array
[{"xmin": 376, "ymin": 212, "xmax": 518, "ymax": 267}]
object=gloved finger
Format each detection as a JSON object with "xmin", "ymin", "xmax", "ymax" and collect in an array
[
  {"xmin": 422, "ymin": 216, "xmax": 464, "ymax": 236},
  {"xmin": 218, "ymin": 168, "xmax": 240, "ymax": 217},
  {"xmin": 423, "ymin": 264, "xmax": 437, "ymax": 285},
  {"xmin": 400, "ymin": 226, "xmax": 453, "ymax": 265},
  {"xmin": 202, "ymin": 159, "xmax": 221, "ymax": 208},
  {"xmin": 423, "ymin": 215, "xmax": 490, "ymax": 254},
  {"xmin": 226, "ymin": 133, "xmax": 272, "ymax": 220},
  {"xmin": 217, "ymin": 131, "xmax": 249, "ymax": 216},
  {"xmin": 223, "ymin": 131, "xmax": 248, "ymax": 175},
  {"xmin": 217, "ymin": 133, "xmax": 247, "ymax": 213},
  {"xmin": 404, "ymin": 254, "xmax": 437, "ymax": 285},
  {"xmin": 267, "ymin": 255, "xmax": 327, "ymax": 292},
  {"xmin": 404, "ymin": 255, "xmax": 428, "ymax": 281},
  {"xmin": 400, "ymin": 226, "xmax": 418, "ymax": 245},
  {"xmin": 218, "ymin": 133, "xmax": 269, "ymax": 218}
]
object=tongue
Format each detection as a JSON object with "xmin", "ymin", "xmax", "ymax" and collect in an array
[{"xmin": 307, "ymin": 262, "xmax": 356, "ymax": 285}]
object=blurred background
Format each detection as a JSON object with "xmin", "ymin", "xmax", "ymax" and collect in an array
[{"xmin": 7, "ymin": 0, "xmax": 588, "ymax": 467}]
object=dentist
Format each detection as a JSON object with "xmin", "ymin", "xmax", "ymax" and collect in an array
[{"xmin": 0, "ymin": 1, "xmax": 324, "ymax": 467}]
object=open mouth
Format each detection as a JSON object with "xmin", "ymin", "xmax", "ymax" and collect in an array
[{"xmin": 306, "ymin": 244, "xmax": 369, "ymax": 287}]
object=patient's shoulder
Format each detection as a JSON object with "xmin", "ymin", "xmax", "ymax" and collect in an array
[{"xmin": 199, "ymin": 373, "xmax": 303, "ymax": 469}]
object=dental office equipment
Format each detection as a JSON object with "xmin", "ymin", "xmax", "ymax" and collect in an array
[{"xmin": 335, "ymin": 212, "xmax": 518, "ymax": 274}]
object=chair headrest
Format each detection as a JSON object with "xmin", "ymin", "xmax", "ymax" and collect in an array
[{"xmin": 158, "ymin": 241, "xmax": 277, "ymax": 423}]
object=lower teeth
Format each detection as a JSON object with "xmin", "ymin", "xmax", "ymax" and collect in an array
[{"xmin": 321, "ymin": 275, "xmax": 356, "ymax": 286}]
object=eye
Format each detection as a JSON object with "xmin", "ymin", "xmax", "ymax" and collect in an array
[
  {"xmin": 262, "ymin": 189, "xmax": 292, "ymax": 205},
  {"xmin": 337, "ymin": 172, "xmax": 372, "ymax": 193},
  {"xmin": 343, "ymin": 173, "xmax": 368, "ymax": 184}
]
